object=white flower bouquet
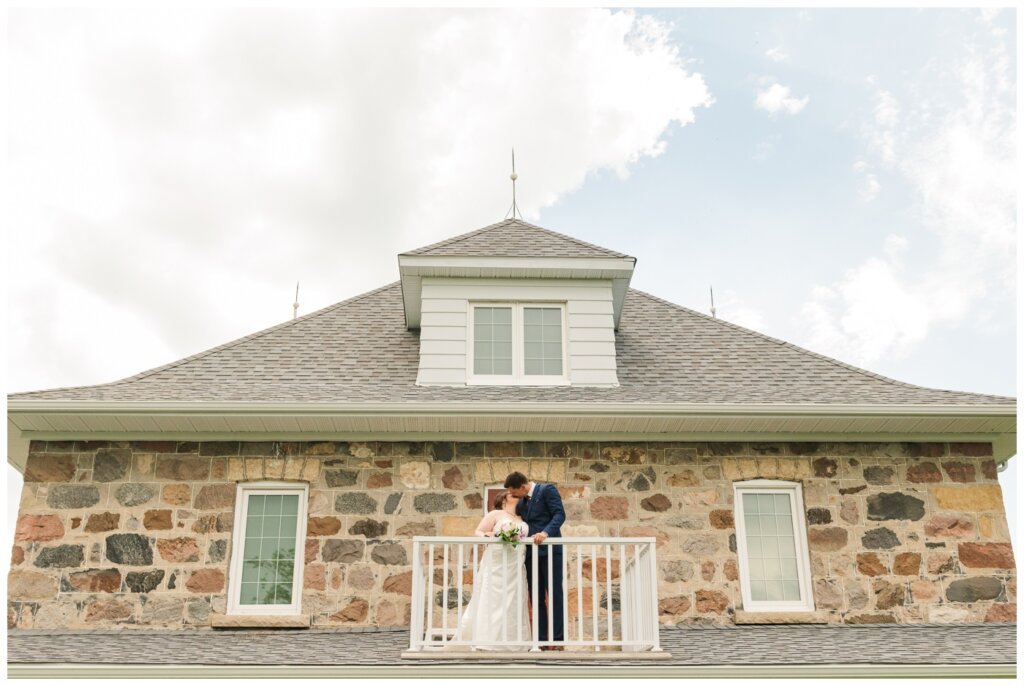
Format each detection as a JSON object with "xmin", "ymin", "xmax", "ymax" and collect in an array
[{"xmin": 495, "ymin": 522, "xmax": 523, "ymax": 547}]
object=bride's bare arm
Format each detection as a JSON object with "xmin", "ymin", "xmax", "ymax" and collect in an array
[{"xmin": 474, "ymin": 511, "xmax": 499, "ymax": 537}]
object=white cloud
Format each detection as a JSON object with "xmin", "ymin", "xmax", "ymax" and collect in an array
[
  {"xmin": 800, "ymin": 23, "xmax": 1014, "ymax": 366},
  {"xmin": 755, "ymin": 83, "xmax": 809, "ymax": 116},
  {"xmin": 8, "ymin": 8, "xmax": 713, "ymax": 393},
  {"xmin": 765, "ymin": 47, "xmax": 787, "ymax": 62},
  {"xmin": 713, "ymin": 290, "xmax": 765, "ymax": 332}
]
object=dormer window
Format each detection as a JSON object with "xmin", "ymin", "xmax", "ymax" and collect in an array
[{"xmin": 468, "ymin": 302, "xmax": 567, "ymax": 385}]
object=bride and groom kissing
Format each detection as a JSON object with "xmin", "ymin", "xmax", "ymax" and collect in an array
[{"xmin": 454, "ymin": 471, "xmax": 566, "ymax": 651}]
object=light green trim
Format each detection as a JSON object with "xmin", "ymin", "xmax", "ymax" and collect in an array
[{"xmin": 6, "ymin": 662, "xmax": 1016, "ymax": 679}]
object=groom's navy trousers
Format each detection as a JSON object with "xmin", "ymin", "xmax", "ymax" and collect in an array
[{"xmin": 517, "ymin": 483, "xmax": 566, "ymax": 643}]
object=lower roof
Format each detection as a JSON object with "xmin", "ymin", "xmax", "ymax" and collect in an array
[{"xmin": 7, "ymin": 624, "xmax": 1016, "ymax": 674}]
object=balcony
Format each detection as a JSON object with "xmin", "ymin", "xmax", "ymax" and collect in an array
[{"xmin": 403, "ymin": 536, "xmax": 669, "ymax": 660}]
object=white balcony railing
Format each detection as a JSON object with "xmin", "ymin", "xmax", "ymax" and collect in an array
[{"xmin": 407, "ymin": 536, "xmax": 662, "ymax": 654}]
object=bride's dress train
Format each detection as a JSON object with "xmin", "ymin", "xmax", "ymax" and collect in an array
[{"xmin": 451, "ymin": 517, "xmax": 531, "ymax": 651}]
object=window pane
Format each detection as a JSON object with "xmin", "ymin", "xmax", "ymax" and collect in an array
[
  {"xmin": 740, "ymin": 489, "xmax": 803, "ymax": 606},
  {"xmin": 239, "ymin": 582, "xmax": 260, "ymax": 605},
  {"xmin": 474, "ymin": 307, "xmax": 512, "ymax": 375},
  {"xmin": 262, "ymin": 516, "xmax": 282, "ymax": 538},
  {"xmin": 523, "ymin": 307, "xmax": 562, "ymax": 376},
  {"xmin": 237, "ymin": 491, "xmax": 301, "ymax": 607}
]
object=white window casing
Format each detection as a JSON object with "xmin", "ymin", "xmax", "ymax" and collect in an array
[
  {"xmin": 733, "ymin": 479, "xmax": 815, "ymax": 613},
  {"xmin": 227, "ymin": 481, "xmax": 309, "ymax": 616},
  {"xmin": 467, "ymin": 301, "xmax": 569, "ymax": 386}
]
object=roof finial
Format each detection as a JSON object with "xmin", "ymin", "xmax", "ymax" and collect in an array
[
  {"xmin": 292, "ymin": 281, "xmax": 300, "ymax": 320},
  {"xmin": 505, "ymin": 148, "xmax": 522, "ymax": 220},
  {"xmin": 709, "ymin": 286, "xmax": 717, "ymax": 319}
]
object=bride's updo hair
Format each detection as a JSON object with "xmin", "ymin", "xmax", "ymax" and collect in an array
[{"xmin": 492, "ymin": 491, "xmax": 510, "ymax": 511}]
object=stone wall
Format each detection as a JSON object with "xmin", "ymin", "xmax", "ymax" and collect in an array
[{"xmin": 8, "ymin": 440, "xmax": 1016, "ymax": 630}]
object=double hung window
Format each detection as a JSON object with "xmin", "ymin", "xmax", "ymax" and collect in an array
[
  {"xmin": 469, "ymin": 303, "xmax": 567, "ymax": 384},
  {"xmin": 733, "ymin": 480, "xmax": 815, "ymax": 613},
  {"xmin": 227, "ymin": 482, "xmax": 308, "ymax": 615}
]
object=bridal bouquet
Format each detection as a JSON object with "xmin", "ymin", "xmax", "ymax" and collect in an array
[{"xmin": 495, "ymin": 522, "xmax": 523, "ymax": 547}]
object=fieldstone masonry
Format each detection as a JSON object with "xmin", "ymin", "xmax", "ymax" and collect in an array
[{"xmin": 8, "ymin": 440, "xmax": 1016, "ymax": 630}]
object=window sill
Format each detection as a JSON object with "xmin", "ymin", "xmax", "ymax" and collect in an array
[
  {"xmin": 211, "ymin": 614, "xmax": 311, "ymax": 629},
  {"xmin": 734, "ymin": 610, "xmax": 827, "ymax": 625}
]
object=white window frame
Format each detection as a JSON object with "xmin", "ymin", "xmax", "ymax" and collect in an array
[
  {"xmin": 227, "ymin": 481, "xmax": 309, "ymax": 616},
  {"xmin": 733, "ymin": 479, "xmax": 815, "ymax": 613},
  {"xmin": 466, "ymin": 301, "xmax": 569, "ymax": 386}
]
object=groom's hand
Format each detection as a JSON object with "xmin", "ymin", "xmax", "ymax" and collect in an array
[{"xmin": 532, "ymin": 532, "xmax": 548, "ymax": 545}]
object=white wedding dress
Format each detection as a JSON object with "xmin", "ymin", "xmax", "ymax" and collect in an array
[{"xmin": 453, "ymin": 516, "xmax": 531, "ymax": 650}]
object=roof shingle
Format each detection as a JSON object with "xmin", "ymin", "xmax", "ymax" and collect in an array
[
  {"xmin": 402, "ymin": 218, "xmax": 630, "ymax": 258},
  {"xmin": 9, "ymin": 281, "xmax": 1012, "ymax": 405}
]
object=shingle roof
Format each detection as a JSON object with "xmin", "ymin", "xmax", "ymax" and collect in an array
[
  {"xmin": 9, "ymin": 280, "xmax": 1012, "ymax": 405},
  {"xmin": 402, "ymin": 218, "xmax": 630, "ymax": 258},
  {"xmin": 7, "ymin": 624, "xmax": 1017, "ymax": 667}
]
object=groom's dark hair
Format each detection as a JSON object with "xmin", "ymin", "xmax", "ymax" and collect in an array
[{"xmin": 504, "ymin": 472, "xmax": 528, "ymax": 489}]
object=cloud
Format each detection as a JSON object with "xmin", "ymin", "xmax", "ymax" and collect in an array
[
  {"xmin": 800, "ymin": 19, "xmax": 1014, "ymax": 366},
  {"xmin": 8, "ymin": 8, "xmax": 713, "ymax": 393},
  {"xmin": 765, "ymin": 47, "xmax": 787, "ymax": 62},
  {"xmin": 713, "ymin": 291, "xmax": 765, "ymax": 332},
  {"xmin": 755, "ymin": 83, "xmax": 809, "ymax": 115},
  {"xmin": 852, "ymin": 161, "xmax": 881, "ymax": 201}
]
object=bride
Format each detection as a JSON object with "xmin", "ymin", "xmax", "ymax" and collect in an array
[{"xmin": 451, "ymin": 491, "xmax": 531, "ymax": 650}]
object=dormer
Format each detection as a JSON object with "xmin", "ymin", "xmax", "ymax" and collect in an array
[{"xmin": 399, "ymin": 219, "xmax": 636, "ymax": 387}]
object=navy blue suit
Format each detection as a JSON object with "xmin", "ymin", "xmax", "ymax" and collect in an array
[{"xmin": 516, "ymin": 483, "xmax": 566, "ymax": 642}]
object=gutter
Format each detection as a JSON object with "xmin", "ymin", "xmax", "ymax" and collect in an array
[{"xmin": 7, "ymin": 399, "xmax": 1018, "ymax": 417}]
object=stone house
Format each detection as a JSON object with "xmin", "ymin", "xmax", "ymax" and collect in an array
[{"xmin": 6, "ymin": 219, "xmax": 1017, "ymax": 675}]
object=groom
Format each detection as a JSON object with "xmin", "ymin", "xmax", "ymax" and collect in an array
[{"xmin": 504, "ymin": 471, "xmax": 566, "ymax": 649}]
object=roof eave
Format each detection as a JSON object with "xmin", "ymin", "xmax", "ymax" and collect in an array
[
  {"xmin": 397, "ymin": 255, "xmax": 637, "ymax": 329},
  {"xmin": 8, "ymin": 400, "xmax": 1015, "ymax": 472}
]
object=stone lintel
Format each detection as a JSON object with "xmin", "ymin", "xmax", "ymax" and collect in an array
[
  {"xmin": 734, "ymin": 611, "xmax": 828, "ymax": 625},
  {"xmin": 210, "ymin": 614, "xmax": 311, "ymax": 629}
]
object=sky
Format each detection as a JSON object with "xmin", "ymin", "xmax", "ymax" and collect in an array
[{"xmin": 4, "ymin": 8, "xmax": 1018, "ymax": 569}]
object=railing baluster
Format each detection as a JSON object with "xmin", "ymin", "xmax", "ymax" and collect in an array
[
  {"xmin": 455, "ymin": 543, "xmax": 464, "ymax": 644},
  {"xmin": 619, "ymin": 543, "xmax": 628, "ymax": 649},
  {"xmin": 531, "ymin": 542, "xmax": 540, "ymax": 652},
  {"xmin": 590, "ymin": 544, "xmax": 598, "ymax": 651},
  {"xmin": 633, "ymin": 543, "xmax": 641, "ymax": 651},
  {"xmin": 410, "ymin": 540, "xmax": 422, "ymax": 651},
  {"xmin": 546, "ymin": 543, "xmax": 554, "ymax": 647},
  {"xmin": 561, "ymin": 542, "xmax": 568, "ymax": 650},
  {"xmin": 442, "ymin": 543, "xmax": 449, "ymax": 645},
  {"xmin": 605, "ymin": 544, "xmax": 612, "ymax": 645},
  {"xmin": 426, "ymin": 543, "xmax": 435, "ymax": 646},
  {"xmin": 517, "ymin": 540, "xmax": 523, "ymax": 644},
  {"xmin": 647, "ymin": 542, "xmax": 662, "ymax": 651},
  {"xmin": 576, "ymin": 544, "xmax": 583, "ymax": 645},
  {"xmin": 502, "ymin": 543, "xmax": 508, "ymax": 644}
]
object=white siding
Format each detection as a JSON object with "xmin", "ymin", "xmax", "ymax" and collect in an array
[{"xmin": 416, "ymin": 277, "xmax": 620, "ymax": 387}]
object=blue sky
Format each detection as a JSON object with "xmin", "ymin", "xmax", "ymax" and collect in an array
[{"xmin": 5, "ymin": 8, "xmax": 1017, "ymax": 555}]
